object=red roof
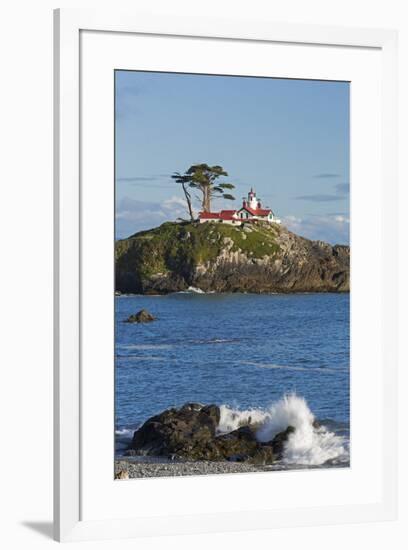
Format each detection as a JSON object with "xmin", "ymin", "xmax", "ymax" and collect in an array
[
  {"xmin": 199, "ymin": 210, "xmax": 238, "ymax": 221},
  {"xmin": 254, "ymin": 208, "xmax": 271, "ymax": 216},
  {"xmin": 199, "ymin": 206, "xmax": 271, "ymax": 220},
  {"xmin": 238, "ymin": 205, "xmax": 271, "ymax": 216},
  {"xmin": 199, "ymin": 212, "xmax": 221, "ymax": 219},
  {"xmin": 219, "ymin": 210, "xmax": 237, "ymax": 220}
]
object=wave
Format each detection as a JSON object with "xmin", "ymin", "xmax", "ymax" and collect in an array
[
  {"xmin": 116, "ymin": 355, "xmax": 167, "ymax": 361},
  {"xmin": 219, "ymin": 394, "xmax": 348, "ymax": 466},
  {"xmin": 118, "ymin": 338, "xmax": 239, "ymax": 350},
  {"xmin": 176, "ymin": 286, "xmax": 206, "ymax": 294},
  {"xmin": 177, "ymin": 286, "xmax": 215, "ymax": 294},
  {"xmin": 115, "ymin": 428, "xmax": 134, "ymax": 437},
  {"xmin": 192, "ymin": 338, "xmax": 238, "ymax": 345},
  {"xmin": 240, "ymin": 361, "xmax": 348, "ymax": 374},
  {"xmin": 116, "ymin": 344, "xmax": 172, "ymax": 350}
]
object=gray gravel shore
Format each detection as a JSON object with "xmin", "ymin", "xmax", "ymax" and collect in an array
[
  {"xmin": 114, "ymin": 458, "xmax": 349, "ymax": 479},
  {"xmin": 114, "ymin": 459, "xmax": 281, "ymax": 479}
]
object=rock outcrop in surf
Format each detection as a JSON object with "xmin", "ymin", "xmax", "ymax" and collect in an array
[
  {"xmin": 125, "ymin": 309, "xmax": 156, "ymax": 323},
  {"xmin": 125, "ymin": 396, "xmax": 349, "ymax": 467},
  {"xmin": 127, "ymin": 402, "xmax": 290, "ymax": 464}
]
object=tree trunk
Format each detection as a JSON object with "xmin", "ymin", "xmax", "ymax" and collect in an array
[
  {"xmin": 181, "ymin": 182, "xmax": 195, "ymax": 220},
  {"xmin": 202, "ymin": 185, "xmax": 211, "ymax": 212}
]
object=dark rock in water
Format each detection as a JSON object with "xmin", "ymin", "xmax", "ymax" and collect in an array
[
  {"xmin": 183, "ymin": 402, "xmax": 205, "ymax": 412},
  {"xmin": 200, "ymin": 404, "xmax": 221, "ymax": 425},
  {"xmin": 215, "ymin": 426, "xmax": 275, "ymax": 464},
  {"xmin": 269, "ymin": 425, "xmax": 295, "ymax": 459},
  {"xmin": 125, "ymin": 309, "xmax": 156, "ymax": 323},
  {"xmin": 129, "ymin": 403, "xmax": 278, "ymax": 464},
  {"xmin": 130, "ymin": 403, "xmax": 218, "ymax": 459}
]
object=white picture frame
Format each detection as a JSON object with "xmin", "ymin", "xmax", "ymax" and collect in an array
[{"xmin": 54, "ymin": 8, "xmax": 398, "ymax": 542}]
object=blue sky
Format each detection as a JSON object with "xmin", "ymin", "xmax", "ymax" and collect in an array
[{"xmin": 115, "ymin": 70, "xmax": 349, "ymax": 244}]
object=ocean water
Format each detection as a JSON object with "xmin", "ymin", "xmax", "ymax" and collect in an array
[{"xmin": 115, "ymin": 292, "xmax": 350, "ymax": 467}]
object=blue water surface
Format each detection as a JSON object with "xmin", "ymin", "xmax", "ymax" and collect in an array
[{"xmin": 115, "ymin": 293, "xmax": 349, "ymax": 452}]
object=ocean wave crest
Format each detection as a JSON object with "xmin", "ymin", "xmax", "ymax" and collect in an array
[{"xmin": 219, "ymin": 394, "xmax": 348, "ymax": 466}]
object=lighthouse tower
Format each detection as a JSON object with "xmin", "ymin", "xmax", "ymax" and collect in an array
[{"xmin": 247, "ymin": 188, "xmax": 260, "ymax": 210}]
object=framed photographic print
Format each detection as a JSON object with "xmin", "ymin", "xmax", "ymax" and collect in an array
[{"xmin": 54, "ymin": 9, "xmax": 398, "ymax": 542}]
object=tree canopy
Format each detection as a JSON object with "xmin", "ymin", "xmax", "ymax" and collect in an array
[{"xmin": 171, "ymin": 163, "xmax": 235, "ymax": 218}]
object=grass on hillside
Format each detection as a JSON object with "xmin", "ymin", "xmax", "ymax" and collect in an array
[{"xmin": 115, "ymin": 221, "xmax": 281, "ymax": 278}]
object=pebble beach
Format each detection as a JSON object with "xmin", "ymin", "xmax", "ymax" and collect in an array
[{"xmin": 114, "ymin": 459, "xmax": 279, "ymax": 479}]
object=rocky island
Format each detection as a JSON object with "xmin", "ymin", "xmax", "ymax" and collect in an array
[{"xmin": 115, "ymin": 221, "xmax": 349, "ymax": 295}]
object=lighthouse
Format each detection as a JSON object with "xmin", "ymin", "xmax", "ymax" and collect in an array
[
  {"xmin": 199, "ymin": 186, "xmax": 281, "ymax": 225},
  {"xmin": 246, "ymin": 188, "xmax": 261, "ymax": 210}
]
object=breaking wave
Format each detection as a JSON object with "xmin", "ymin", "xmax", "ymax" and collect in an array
[
  {"xmin": 178, "ymin": 286, "xmax": 206, "ymax": 294},
  {"xmin": 218, "ymin": 394, "xmax": 348, "ymax": 466}
]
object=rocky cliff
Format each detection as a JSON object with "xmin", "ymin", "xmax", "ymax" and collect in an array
[{"xmin": 115, "ymin": 221, "xmax": 349, "ymax": 294}]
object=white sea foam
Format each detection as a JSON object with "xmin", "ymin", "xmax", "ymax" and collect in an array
[
  {"xmin": 218, "ymin": 405, "xmax": 269, "ymax": 434},
  {"xmin": 115, "ymin": 428, "xmax": 134, "ymax": 437},
  {"xmin": 219, "ymin": 394, "xmax": 348, "ymax": 466},
  {"xmin": 186, "ymin": 286, "xmax": 205, "ymax": 294}
]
